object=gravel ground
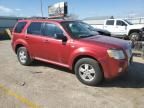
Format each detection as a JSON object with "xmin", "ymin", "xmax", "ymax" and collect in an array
[{"xmin": 0, "ymin": 40, "xmax": 144, "ymax": 108}]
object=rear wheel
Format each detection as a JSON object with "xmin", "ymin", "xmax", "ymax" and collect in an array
[
  {"xmin": 74, "ymin": 58, "xmax": 103, "ymax": 86},
  {"xmin": 129, "ymin": 32, "xmax": 140, "ymax": 41},
  {"xmin": 17, "ymin": 47, "xmax": 32, "ymax": 66}
]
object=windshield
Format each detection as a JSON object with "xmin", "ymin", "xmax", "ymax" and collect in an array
[
  {"xmin": 61, "ymin": 21, "xmax": 98, "ymax": 39},
  {"xmin": 80, "ymin": 22, "xmax": 97, "ymax": 31},
  {"xmin": 124, "ymin": 20, "xmax": 133, "ymax": 25}
]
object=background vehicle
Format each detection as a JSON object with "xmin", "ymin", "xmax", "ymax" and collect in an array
[
  {"xmin": 81, "ymin": 22, "xmax": 111, "ymax": 36},
  {"xmin": 12, "ymin": 19, "xmax": 132, "ymax": 86},
  {"xmin": 92, "ymin": 19, "xmax": 144, "ymax": 41}
]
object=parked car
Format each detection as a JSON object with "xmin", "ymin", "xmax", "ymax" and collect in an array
[
  {"xmin": 80, "ymin": 22, "xmax": 111, "ymax": 36},
  {"xmin": 92, "ymin": 19, "xmax": 144, "ymax": 41},
  {"xmin": 12, "ymin": 19, "xmax": 132, "ymax": 86}
]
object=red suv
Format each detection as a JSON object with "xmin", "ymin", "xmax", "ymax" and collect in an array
[{"xmin": 11, "ymin": 19, "xmax": 132, "ymax": 86}]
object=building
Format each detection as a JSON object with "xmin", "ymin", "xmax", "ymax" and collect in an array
[{"xmin": 0, "ymin": 16, "xmax": 24, "ymax": 33}]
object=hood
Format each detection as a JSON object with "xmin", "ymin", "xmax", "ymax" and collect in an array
[
  {"xmin": 128, "ymin": 24, "xmax": 144, "ymax": 29},
  {"xmin": 81, "ymin": 35, "xmax": 130, "ymax": 49}
]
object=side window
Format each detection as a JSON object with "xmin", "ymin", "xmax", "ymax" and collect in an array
[
  {"xmin": 44, "ymin": 23, "xmax": 63, "ymax": 38},
  {"xmin": 14, "ymin": 22, "xmax": 27, "ymax": 33},
  {"xmin": 106, "ymin": 20, "xmax": 114, "ymax": 25},
  {"xmin": 27, "ymin": 22, "xmax": 42, "ymax": 35},
  {"xmin": 116, "ymin": 20, "xmax": 126, "ymax": 26}
]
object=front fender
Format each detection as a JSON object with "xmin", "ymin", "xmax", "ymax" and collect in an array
[{"xmin": 68, "ymin": 47, "xmax": 107, "ymax": 69}]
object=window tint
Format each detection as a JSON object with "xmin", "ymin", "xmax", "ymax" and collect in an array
[
  {"xmin": 14, "ymin": 22, "xmax": 27, "ymax": 33},
  {"xmin": 61, "ymin": 21, "xmax": 98, "ymax": 39},
  {"xmin": 27, "ymin": 22, "xmax": 42, "ymax": 35},
  {"xmin": 116, "ymin": 20, "xmax": 126, "ymax": 26},
  {"xmin": 106, "ymin": 20, "xmax": 114, "ymax": 25},
  {"xmin": 44, "ymin": 23, "xmax": 63, "ymax": 37}
]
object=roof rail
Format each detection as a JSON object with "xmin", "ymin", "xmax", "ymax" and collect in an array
[
  {"xmin": 24, "ymin": 16, "xmax": 71, "ymax": 20},
  {"xmin": 25, "ymin": 17, "xmax": 48, "ymax": 20}
]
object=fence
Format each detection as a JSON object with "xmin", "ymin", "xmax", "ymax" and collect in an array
[
  {"xmin": 84, "ymin": 17, "xmax": 144, "ymax": 25},
  {"xmin": 125, "ymin": 17, "xmax": 144, "ymax": 24},
  {"xmin": 132, "ymin": 41, "xmax": 144, "ymax": 59}
]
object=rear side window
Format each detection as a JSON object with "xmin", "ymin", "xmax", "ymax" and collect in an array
[
  {"xmin": 27, "ymin": 22, "xmax": 42, "ymax": 35},
  {"xmin": 106, "ymin": 20, "xmax": 114, "ymax": 25},
  {"xmin": 14, "ymin": 22, "xmax": 27, "ymax": 33}
]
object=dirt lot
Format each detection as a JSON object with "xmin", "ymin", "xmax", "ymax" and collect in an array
[{"xmin": 0, "ymin": 40, "xmax": 144, "ymax": 108}]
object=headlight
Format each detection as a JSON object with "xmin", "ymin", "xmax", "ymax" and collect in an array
[{"xmin": 107, "ymin": 49, "xmax": 125, "ymax": 60}]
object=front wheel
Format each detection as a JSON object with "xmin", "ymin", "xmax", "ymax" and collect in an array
[
  {"xmin": 74, "ymin": 58, "xmax": 103, "ymax": 86},
  {"xmin": 129, "ymin": 32, "xmax": 140, "ymax": 41}
]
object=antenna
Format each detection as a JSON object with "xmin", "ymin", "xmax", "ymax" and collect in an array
[{"xmin": 40, "ymin": 0, "xmax": 44, "ymax": 17}]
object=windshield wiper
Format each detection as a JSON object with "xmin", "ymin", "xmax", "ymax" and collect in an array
[{"xmin": 79, "ymin": 34, "xmax": 96, "ymax": 38}]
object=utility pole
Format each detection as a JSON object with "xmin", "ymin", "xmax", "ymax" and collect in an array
[{"xmin": 40, "ymin": 0, "xmax": 43, "ymax": 17}]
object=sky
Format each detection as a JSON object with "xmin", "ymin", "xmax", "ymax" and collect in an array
[{"xmin": 0, "ymin": 0, "xmax": 144, "ymax": 19}]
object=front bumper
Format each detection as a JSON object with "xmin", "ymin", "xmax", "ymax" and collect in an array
[{"xmin": 100, "ymin": 55, "xmax": 133, "ymax": 79}]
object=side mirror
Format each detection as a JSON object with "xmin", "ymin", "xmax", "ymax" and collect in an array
[
  {"xmin": 54, "ymin": 33, "xmax": 67, "ymax": 42},
  {"xmin": 122, "ymin": 23, "xmax": 127, "ymax": 26},
  {"xmin": 125, "ymin": 26, "xmax": 127, "ymax": 30}
]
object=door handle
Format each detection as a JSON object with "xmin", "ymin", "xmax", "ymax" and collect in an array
[
  {"xmin": 25, "ymin": 36, "xmax": 29, "ymax": 40},
  {"xmin": 43, "ymin": 40, "xmax": 49, "ymax": 43}
]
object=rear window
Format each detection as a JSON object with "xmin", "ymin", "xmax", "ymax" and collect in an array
[
  {"xmin": 106, "ymin": 20, "xmax": 114, "ymax": 25},
  {"xmin": 14, "ymin": 22, "xmax": 27, "ymax": 33}
]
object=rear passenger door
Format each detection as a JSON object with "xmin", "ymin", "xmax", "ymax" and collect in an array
[
  {"xmin": 104, "ymin": 20, "xmax": 115, "ymax": 35},
  {"xmin": 26, "ymin": 22, "xmax": 46, "ymax": 58}
]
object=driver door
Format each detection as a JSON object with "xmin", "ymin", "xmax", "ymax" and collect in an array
[
  {"xmin": 115, "ymin": 20, "xmax": 127, "ymax": 36},
  {"xmin": 42, "ymin": 23, "xmax": 71, "ymax": 64}
]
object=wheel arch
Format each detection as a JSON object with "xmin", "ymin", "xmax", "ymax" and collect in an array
[
  {"xmin": 71, "ymin": 55, "xmax": 104, "ymax": 75},
  {"xmin": 15, "ymin": 44, "xmax": 25, "ymax": 54},
  {"xmin": 128, "ymin": 29, "xmax": 141, "ymax": 36},
  {"xmin": 14, "ymin": 39, "xmax": 29, "ymax": 54}
]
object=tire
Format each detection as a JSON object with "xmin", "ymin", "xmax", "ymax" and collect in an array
[
  {"xmin": 129, "ymin": 32, "xmax": 140, "ymax": 41},
  {"xmin": 74, "ymin": 58, "xmax": 103, "ymax": 86},
  {"xmin": 17, "ymin": 47, "xmax": 32, "ymax": 66}
]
